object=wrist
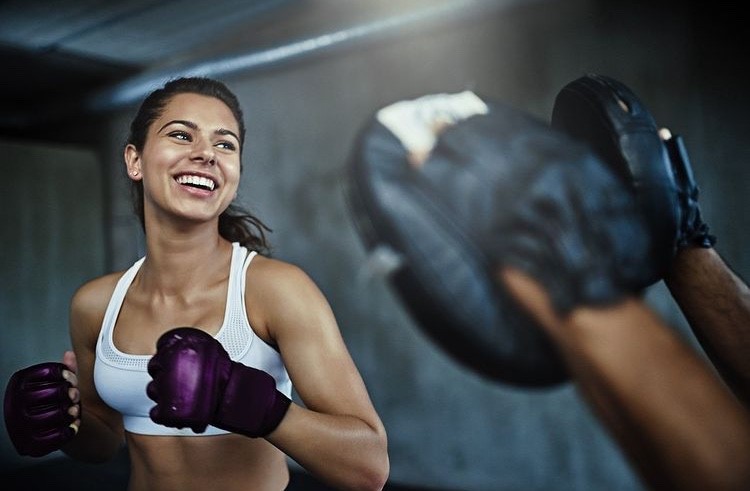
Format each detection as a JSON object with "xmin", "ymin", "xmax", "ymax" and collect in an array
[
  {"xmin": 213, "ymin": 361, "xmax": 291, "ymax": 438},
  {"xmin": 557, "ymin": 298, "xmax": 646, "ymax": 350}
]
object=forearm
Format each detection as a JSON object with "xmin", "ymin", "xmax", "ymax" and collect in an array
[
  {"xmin": 557, "ymin": 299, "xmax": 750, "ymax": 491},
  {"xmin": 664, "ymin": 246, "xmax": 750, "ymax": 403},
  {"xmin": 61, "ymin": 411, "xmax": 124, "ymax": 463},
  {"xmin": 267, "ymin": 403, "xmax": 389, "ymax": 491}
]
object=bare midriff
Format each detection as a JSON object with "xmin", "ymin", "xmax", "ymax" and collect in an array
[{"xmin": 125, "ymin": 431, "xmax": 289, "ymax": 491}]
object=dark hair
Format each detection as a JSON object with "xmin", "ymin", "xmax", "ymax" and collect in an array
[{"xmin": 126, "ymin": 77, "xmax": 271, "ymax": 254}]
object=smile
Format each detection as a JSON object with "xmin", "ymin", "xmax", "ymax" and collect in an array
[{"xmin": 175, "ymin": 174, "xmax": 216, "ymax": 191}]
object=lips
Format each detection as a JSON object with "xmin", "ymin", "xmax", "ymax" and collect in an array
[{"xmin": 175, "ymin": 174, "xmax": 216, "ymax": 191}]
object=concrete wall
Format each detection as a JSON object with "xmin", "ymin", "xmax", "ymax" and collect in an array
[
  {"xmin": 0, "ymin": 140, "xmax": 106, "ymax": 470},
  {"xmin": 3, "ymin": 1, "xmax": 748, "ymax": 489}
]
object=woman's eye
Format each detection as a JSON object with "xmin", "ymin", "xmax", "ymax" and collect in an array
[
  {"xmin": 169, "ymin": 131, "xmax": 191, "ymax": 141},
  {"xmin": 216, "ymin": 141, "xmax": 236, "ymax": 151}
]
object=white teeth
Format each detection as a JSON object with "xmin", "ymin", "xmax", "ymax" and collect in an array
[{"xmin": 176, "ymin": 175, "xmax": 215, "ymax": 191}]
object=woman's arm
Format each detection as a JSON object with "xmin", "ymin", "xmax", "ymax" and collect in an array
[
  {"xmin": 61, "ymin": 277, "xmax": 126, "ymax": 463},
  {"xmin": 501, "ymin": 267, "xmax": 750, "ymax": 491},
  {"xmin": 249, "ymin": 258, "xmax": 389, "ymax": 491}
]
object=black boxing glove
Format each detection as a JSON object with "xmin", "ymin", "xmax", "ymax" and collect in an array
[
  {"xmin": 552, "ymin": 74, "xmax": 715, "ymax": 286},
  {"xmin": 147, "ymin": 327, "xmax": 291, "ymax": 438},
  {"xmin": 4, "ymin": 362, "xmax": 77, "ymax": 457}
]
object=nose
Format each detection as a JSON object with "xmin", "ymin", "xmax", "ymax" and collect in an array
[{"xmin": 191, "ymin": 139, "xmax": 216, "ymax": 165}]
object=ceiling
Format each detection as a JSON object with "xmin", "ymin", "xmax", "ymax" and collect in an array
[
  {"xmin": 0, "ymin": 0, "xmax": 526, "ymax": 142},
  {"xmin": 0, "ymin": 0, "xmax": 742, "ymax": 143},
  {"xmin": 0, "ymin": 0, "xmax": 307, "ymax": 139}
]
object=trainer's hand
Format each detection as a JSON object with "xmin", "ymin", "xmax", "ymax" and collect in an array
[
  {"xmin": 4, "ymin": 360, "xmax": 80, "ymax": 457},
  {"xmin": 499, "ymin": 267, "xmax": 563, "ymax": 336},
  {"xmin": 495, "ymin": 155, "xmax": 650, "ymax": 315},
  {"xmin": 146, "ymin": 327, "xmax": 291, "ymax": 438},
  {"xmin": 411, "ymin": 101, "xmax": 651, "ymax": 317},
  {"xmin": 376, "ymin": 91, "xmax": 489, "ymax": 166}
]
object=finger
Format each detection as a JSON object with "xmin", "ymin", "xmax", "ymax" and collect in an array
[
  {"xmin": 63, "ymin": 350, "xmax": 78, "ymax": 374},
  {"xmin": 68, "ymin": 387, "xmax": 80, "ymax": 404},
  {"xmin": 146, "ymin": 381, "xmax": 160, "ymax": 402},
  {"xmin": 147, "ymin": 356, "xmax": 162, "ymax": 378},
  {"xmin": 21, "ymin": 363, "xmax": 66, "ymax": 384},
  {"xmin": 33, "ymin": 424, "xmax": 77, "ymax": 450},
  {"xmin": 62, "ymin": 369, "xmax": 78, "ymax": 388},
  {"xmin": 28, "ymin": 403, "xmax": 75, "ymax": 427},
  {"xmin": 70, "ymin": 419, "xmax": 81, "ymax": 435},
  {"xmin": 499, "ymin": 266, "xmax": 564, "ymax": 335},
  {"xmin": 68, "ymin": 403, "xmax": 80, "ymax": 419},
  {"xmin": 149, "ymin": 405, "xmax": 164, "ymax": 425},
  {"xmin": 23, "ymin": 381, "xmax": 72, "ymax": 408}
]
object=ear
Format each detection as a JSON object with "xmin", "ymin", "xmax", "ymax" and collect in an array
[{"xmin": 124, "ymin": 144, "xmax": 143, "ymax": 181}]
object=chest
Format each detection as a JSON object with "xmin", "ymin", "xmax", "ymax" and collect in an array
[{"xmin": 113, "ymin": 280, "xmax": 230, "ymax": 355}]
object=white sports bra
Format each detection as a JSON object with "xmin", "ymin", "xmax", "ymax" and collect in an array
[{"xmin": 94, "ymin": 243, "xmax": 292, "ymax": 436}]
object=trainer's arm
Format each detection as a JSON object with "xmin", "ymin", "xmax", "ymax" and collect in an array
[
  {"xmin": 61, "ymin": 278, "xmax": 126, "ymax": 462},
  {"xmin": 247, "ymin": 258, "xmax": 389, "ymax": 491},
  {"xmin": 664, "ymin": 246, "xmax": 750, "ymax": 404},
  {"xmin": 501, "ymin": 267, "xmax": 750, "ymax": 491}
]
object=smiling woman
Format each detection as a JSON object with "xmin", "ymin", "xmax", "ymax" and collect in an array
[
  {"xmin": 3, "ymin": 77, "xmax": 389, "ymax": 491},
  {"xmin": 125, "ymin": 79, "xmax": 271, "ymax": 253},
  {"xmin": 125, "ymin": 90, "xmax": 245, "ymax": 235}
]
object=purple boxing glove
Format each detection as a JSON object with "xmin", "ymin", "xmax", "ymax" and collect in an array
[
  {"xmin": 4, "ymin": 362, "xmax": 77, "ymax": 457},
  {"xmin": 146, "ymin": 327, "xmax": 291, "ymax": 438}
]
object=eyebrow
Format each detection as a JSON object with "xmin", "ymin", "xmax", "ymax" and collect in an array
[{"xmin": 158, "ymin": 119, "xmax": 240, "ymax": 143}]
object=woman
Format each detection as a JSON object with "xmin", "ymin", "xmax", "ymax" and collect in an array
[{"xmin": 5, "ymin": 77, "xmax": 389, "ymax": 490}]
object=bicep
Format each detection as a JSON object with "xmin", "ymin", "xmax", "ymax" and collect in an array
[{"xmin": 264, "ymin": 267, "xmax": 381, "ymax": 426}]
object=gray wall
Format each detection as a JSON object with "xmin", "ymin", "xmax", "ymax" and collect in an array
[
  {"xmin": 0, "ymin": 141, "xmax": 106, "ymax": 470},
  {"xmin": 3, "ymin": 1, "xmax": 748, "ymax": 489}
]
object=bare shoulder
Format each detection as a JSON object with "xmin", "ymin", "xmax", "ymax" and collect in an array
[
  {"xmin": 246, "ymin": 255, "xmax": 326, "ymax": 309},
  {"xmin": 245, "ymin": 255, "xmax": 334, "ymax": 340},
  {"xmin": 71, "ymin": 272, "xmax": 123, "ymax": 314},
  {"xmin": 247, "ymin": 255, "xmax": 317, "ymax": 292},
  {"xmin": 70, "ymin": 271, "xmax": 125, "ymax": 340}
]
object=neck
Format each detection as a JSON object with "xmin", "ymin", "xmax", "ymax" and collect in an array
[{"xmin": 139, "ymin": 218, "xmax": 233, "ymax": 296}]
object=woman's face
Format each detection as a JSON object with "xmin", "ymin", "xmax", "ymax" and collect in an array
[{"xmin": 126, "ymin": 92, "xmax": 242, "ymax": 228}]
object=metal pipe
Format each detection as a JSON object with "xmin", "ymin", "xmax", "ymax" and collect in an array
[{"xmin": 87, "ymin": 0, "xmax": 539, "ymax": 111}]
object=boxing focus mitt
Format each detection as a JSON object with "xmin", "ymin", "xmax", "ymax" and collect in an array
[
  {"xmin": 347, "ymin": 94, "xmax": 651, "ymax": 386},
  {"xmin": 422, "ymin": 103, "xmax": 651, "ymax": 313},
  {"xmin": 551, "ymin": 73, "xmax": 715, "ymax": 285}
]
